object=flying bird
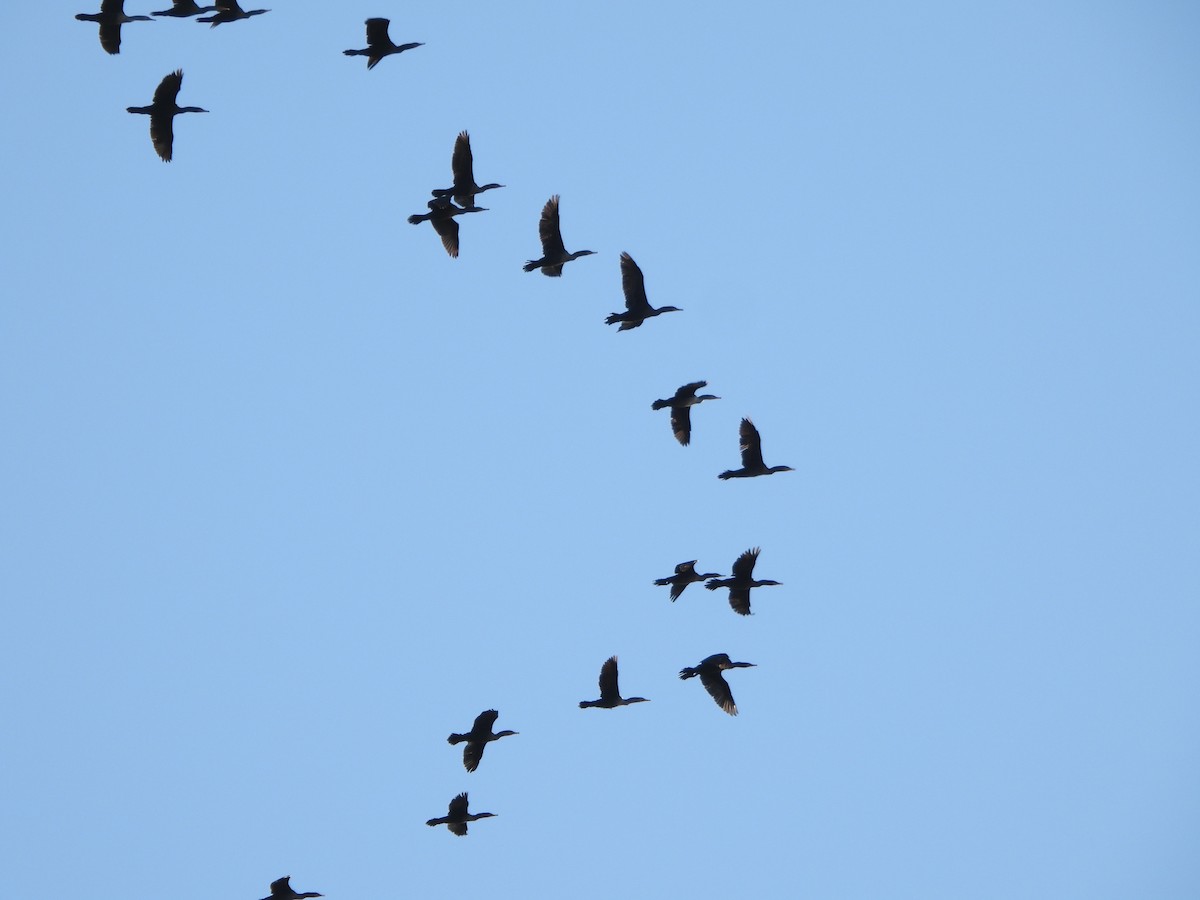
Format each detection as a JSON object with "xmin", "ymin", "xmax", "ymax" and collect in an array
[
  {"xmin": 407, "ymin": 197, "xmax": 487, "ymax": 258},
  {"xmin": 523, "ymin": 195, "xmax": 595, "ymax": 276},
  {"xmin": 447, "ymin": 710, "xmax": 518, "ymax": 773},
  {"xmin": 704, "ymin": 547, "xmax": 780, "ymax": 616},
  {"xmin": 651, "ymin": 381, "xmax": 720, "ymax": 446},
  {"xmin": 126, "ymin": 70, "xmax": 208, "ymax": 162},
  {"xmin": 197, "ymin": 0, "xmax": 269, "ymax": 26},
  {"xmin": 605, "ymin": 252, "xmax": 681, "ymax": 331},
  {"xmin": 718, "ymin": 417, "xmax": 794, "ymax": 480},
  {"xmin": 654, "ymin": 560, "xmax": 722, "ymax": 602},
  {"xmin": 426, "ymin": 792, "xmax": 496, "ymax": 836},
  {"xmin": 258, "ymin": 877, "xmax": 322, "ymax": 900},
  {"xmin": 431, "ymin": 131, "xmax": 504, "ymax": 210},
  {"xmin": 152, "ymin": 0, "xmax": 217, "ymax": 16},
  {"xmin": 579, "ymin": 656, "xmax": 649, "ymax": 709},
  {"xmin": 343, "ymin": 17, "xmax": 422, "ymax": 69},
  {"xmin": 678, "ymin": 653, "xmax": 756, "ymax": 716},
  {"xmin": 75, "ymin": 0, "xmax": 152, "ymax": 55}
]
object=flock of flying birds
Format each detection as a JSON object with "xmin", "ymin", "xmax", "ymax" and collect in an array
[{"xmin": 70, "ymin": 0, "xmax": 797, "ymax": 883}]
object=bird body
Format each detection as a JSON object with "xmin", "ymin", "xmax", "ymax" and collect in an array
[
  {"xmin": 426, "ymin": 792, "xmax": 496, "ymax": 836},
  {"xmin": 152, "ymin": 0, "xmax": 217, "ymax": 16},
  {"xmin": 197, "ymin": 0, "xmax": 269, "ymax": 26},
  {"xmin": 579, "ymin": 656, "xmax": 649, "ymax": 709},
  {"xmin": 651, "ymin": 381, "xmax": 720, "ymax": 446},
  {"xmin": 606, "ymin": 252, "xmax": 681, "ymax": 330},
  {"xmin": 75, "ymin": 0, "xmax": 152, "ymax": 55},
  {"xmin": 126, "ymin": 70, "xmax": 208, "ymax": 162},
  {"xmin": 523, "ymin": 195, "xmax": 595, "ymax": 276},
  {"xmin": 704, "ymin": 547, "xmax": 780, "ymax": 616},
  {"xmin": 719, "ymin": 417, "xmax": 794, "ymax": 479},
  {"xmin": 343, "ymin": 17, "xmax": 422, "ymax": 69},
  {"xmin": 260, "ymin": 876, "xmax": 323, "ymax": 900},
  {"xmin": 447, "ymin": 709, "xmax": 517, "ymax": 773},
  {"xmin": 654, "ymin": 560, "xmax": 721, "ymax": 601},
  {"xmin": 679, "ymin": 653, "xmax": 756, "ymax": 716},
  {"xmin": 431, "ymin": 131, "xmax": 504, "ymax": 209},
  {"xmin": 407, "ymin": 197, "xmax": 487, "ymax": 258}
]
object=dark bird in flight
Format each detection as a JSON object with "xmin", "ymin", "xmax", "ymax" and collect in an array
[
  {"xmin": 343, "ymin": 17, "xmax": 422, "ymax": 69},
  {"xmin": 579, "ymin": 656, "xmax": 649, "ymax": 709},
  {"xmin": 655, "ymin": 560, "xmax": 722, "ymax": 602},
  {"xmin": 407, "ymin": 197, "xmax": 487, "ymax": 258},
  {"xmin": 652, "ymin": 381, "xmax": 720, "ymax": 446},
  {"xmin": 259, "ymin": 876, "xmax": 322, "ymax": 900},
  {"xmin": 447, "ymin": 710, "xmax": 518, "ymax": 773},
  {"xmin": 704, "ymin": 547, "xmax": 780, "ymax": 616},
  {"xmin": 431, "ymin": 131, "xmax": 504, "ymax": 210},
  {"xmin": 426, "ymin": 792, "xmax": 496, "ymax": 836},
  {"xmin": 75, "ymin": 0, "xmax": 152, "ymax": 55},
  {"xmin": 679, "ymin": 653, "xmax": 756, "ymax": 716},
  {"xmin": 126, "ymin": 70, "xmax": 207, "ymax": 162},
  {"xmin": 718, "ymin": 417, "xmax": 794, "ymax": 480},
  {"xmin": 606, "ymin": 252, "xmax": 681, "ymax": 331},
  {"xmin": 197, "ymin": 0, "xmax": 269, "ymax": 26},
  {"xmin": 152, "ymin": 0, "xmax": 217, "ymax": 16},
  {"xmin": 523, "ymin": 195, "xmax": 595, "ymax": 276}
]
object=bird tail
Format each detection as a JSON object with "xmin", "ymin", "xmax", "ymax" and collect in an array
[
  {"xmin": 653, "ymin": 577, "xmax": 672, "ymax": 587},
  {"xmin": 407, "ymin": 214, "xmax": 425, "ymax": 225},
  {"xmin": 651, "ymin": 399, "xmax": 670, "ymax": 410},
  {"xmin": 604, "ymin": 313, "xmax": 622, "ymax": 325},
  {"xmin": 578, "ymin": 700, "xmax": 594, "ymax": 709},
  {"xmin": 522, "ymin": 260, "xmax": 540, "ymax": 273},
  {"xmin": 447, "ymin": 733, "xmax": 466, "ymax": 745},
  {"xmin": 678, "ymin": 667, "xmax": 699, "ymax": 680},
  {"xmin": 343, "ymin": 49, "xmax": 367, "ymax": 56},
  {"xmin": 718, "ymin": 470, "xmax": 734, "ymax": 480},
  {"xmin": 704, "ymin": 581, "xmax": 722, "ymax": 591}
]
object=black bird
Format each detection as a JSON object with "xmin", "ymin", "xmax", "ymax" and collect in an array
[
  {"xmin": 431, "ymin": 131, "xmax": 504, "ymax": 209},
  {"xmin": 579, "ymin": 656, "xmax": 649, "ymax": 709},
  {"xmin": 704, "ymin": 547, "xmax": 780, "ymax": 616},
  {"xmin": 718, "ymin": 417, "xmax": 794, "ymax": 480},
  {"xmin": 606, "ymin": 252, "xmax": 681, "ymax": 331},
  {"xmin": 407, "ymin": 197, "xmax": 487, "ymax": 258},
  {"xmin": 655, "ymin": 560, "xmax": 722, "ymax": 602},
  {"xmin": 126, "ymin": 70, "xmax": 207, "ymax": 163},
  {"xmin": 343, "ymin": 17, "xmax": 422, "ymax": 69},
  {"xmin": 426, "ymin": 792, "xmax": 496, "ymax": 836},
  {"xmin": 75, "ymin": 0, "xmax": 152, "ymax": 55},
  {"xmin": 523, "ymin": 195, "xmax": 595, "ymax": 276},
  {"xmin": 652, "ymin": 381, "xmax": 720, "ymax": 446},
  {"xmin": 152, "ymin": 0, "xmax": 217, "ymax": 16},
  {"xmin": 197, "ymin": 0, "xmax": 269, "ymax": 26},
  {"xmin": 259, "ymin": 877, "xmax": 323, "ymax": 900},
  {"xmin": 679, "ymin": 653, "xmax": 756, "ymax": 716},
  {"xmin": 447, "ymin": 710, "xmax": 518, "ymax": 773}
]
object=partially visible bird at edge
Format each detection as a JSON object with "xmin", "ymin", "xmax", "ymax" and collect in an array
[
  {"xmin": 718, "ymin": 417, "xmax": 794, "ymax": 479},
  {"xmin": 652, "ymin": 380, "xmax": 719, "ymax": 446},
  {"xmin": 259, "ymin": 876, "xmax": 322, "ymax": 900},
  {"xmin": 431, "ymin": 131, "xmax": 504, "ymax": 209},
  {"xmin": 679, "ymin": 653, "xmax": 756, "ymax": 716},
  {"xmin": 523, "ymin": 195, "xmax": 595, "ymax": 276},
  {"xmin": 655, "ymin": 560, "xmax": 722, "ymax": 602},
  {"xmin": 606, "ymin": 252, "xmax": 681, "ymax": 331},
  {"xmin": 197, "ymin": 0, "xmax": 269, "ymax": 26},
  {"xmin": 75, "ymin": 0, "xmax": 152, "ymax": 55},
  {"xmin": 579, "ymin": 656, "xmax": 649, "ymax": 709},
  {"xmin": 127, "ymin": 70, "xmax": 208, "ymax": 163},
  {"xmin": 152, "ymin": 0, "xmax": 217, "ymax": 16},
  {"xmin": 408, "ymin": 197, "xmax": 487, "ymax": 259},
  {"xmin": 343, "ymin": 17, "xmax": 422, "ymax": 69},
  {"xmin": 447, "ymin": 710, "xmax": 517, "ymax": 773},
  {"xmin": 426, "ymin": 792, "xmax": 496, "ymax": 836},
  {"xmin": 704, "ymin": 547, "xmax": 780, "ymax": 616}
]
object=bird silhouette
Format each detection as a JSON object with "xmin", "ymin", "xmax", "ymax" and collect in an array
[
  {"xmin": 447, "ymin": 710, "xmax": 518, "ymax": 773},
  {"xmin": 704, "ymin": 547, "xmax": 781, "ymax": 616},
  {"xmin": 75, "ymin": 0, "xmax": 152, "ymax": 55},
  {"xmin": 152, "ymin": 0, "xmax": 217, "ymax": 16},
  {"xmin": 579, "ymin": 656, "xmax": 649, "ymax": 709},
  {"xmin": 651, "ymin": 381, "xmax": 720, "ymax": 446},
  {"xmin": 431, "ymin": 131, "xmax": 504, "ymax": 210},
  {"xmin": 426, "ymin": 792, "xmax": 496, "ymax": 836},
  {"xmin": 197, "ymin": 0, "xmax": 269, "ymax": 26},
  {"xmin": 258, "ymin": 876, "xmax": 322, "ymax": 900},
  {"xmin": 654, "ymin": 560, "xmax": 722, "ymax": 602},
  {"xmin": 523, "ymin": 195, "xmax": 595, "ymax": 276},
  {"xmin": 719, "ymin": 418, "xmax": 794, "ymax": 480},
  {"xmin": 407, "ymin": 197, "xmax": 487, "ymax": 258},
  {"xmin": 126, "ymin": 70, "xmax": 208, "ymax": 162},
  {"xmin": 605, "ymin": 252, "xmax": 681, "ymax": 330},
  {"xmin": 679, "ymin": 653, "xmax": 756, "ymax": 715},
  {"xmin": 343, "ymin": 17, "xmax": 422, "ymax": 69}
]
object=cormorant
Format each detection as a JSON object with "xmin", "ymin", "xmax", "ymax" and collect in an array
[
  {"xmin": 655, "ymin": 560, "xmax": 722, "ymax": 602},
  {"xmin": 197, "ymin": 0, "xmax": 269, "ymax": 26},
  {"xmin": 679, "ymin": 653, "xmax": 756, "ymax": 716},
  {"xmin": 126, "ymin": 70, "xmax": 208, "ymax": 163},
  {"xmin": 704, "ymin": 547, "xmax": 780, "ymax": 616},
  {"xmin": 152, "ymin": 0, "xmax": 217, "ymax": 16},
  {"xmin": 407, "ymin": 197, "xmax": 487, "ymax": 258},
  {"xmin": 75, "ymin": 0, "xmax": 152, "ymax": 55},
  {"xmin": 606, "ymin": 252, "xmax": 681, "ymax": 331},
  {"xmin": 426, "ymin": 792, "xmax": 496, "ymax": 836},
  {"xmin": 579, "ymin": 656, "xmax": 649, "ymax": 709},
  {"xmin": 523, "ymin": 195, "xmax": 595, "ymax": 276},
  {"xmin": 718, "ymin": 417, "xmax": 794, "ymax": 480},
  {"xmin": 651, "ymin": 381, "xmax": 720, "ymax": 446},
  {"xmin": 447, "ymin": 710, "xmax": 517, "ymax": 773},
  {"xmin": 343, "ymin": 18, "xmax": 422, "ymax": 69},
  {"xmin": 431, "ymin": 131, "xmax": 504, "ymax": 209},
  {"xmin": 259, "ymin": 877, "xmax": 322, "ymax": 900}
]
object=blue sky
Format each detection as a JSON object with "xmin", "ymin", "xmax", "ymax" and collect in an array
[{"xmin": 3, "ymin": 3, "xmax": 1199, "ymax": 898}]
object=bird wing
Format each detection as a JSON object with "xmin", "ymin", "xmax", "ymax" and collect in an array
[
  {"xmin": 448, "ymin": 792, "xmax": 469, "ymax": 817},
  {"xmin": 364, "ymin": 17, "xmax": 390, "ymax": 46},
  {"xmin": 451, "ymin": 131, "xmax": 475, "ymax": 192},
  {"xmin": 538, "ymin": 195, "xmax": 567, "ymax": 258},
  {"xmin": 619, "ymin": 252, "xmax": 650, "ymax": 313},
  {"xmin": 472, "ymin": 709, "xmax": 499, "ymax": 732},
  {"xmin": 269, "ymin": 877, "xmax": 291, "ymax": 897},
  {"xmin": 731, "ymin": 547, "xmax": 760, "ymax": 580},
  {"xmin": 462, "ymin": 741, "xmax": 484, "ymax": 773},
  {"xmin": 670, "ymin": 405, "xmax": 692, "ymax": 446},
  {"xmin": 149, "ymin": 114, "xmax": 175, "ymax": 162},
  {"xmin": 728, "ymin": 587, "xmax": 752, "ymax": 616},
  {"xmin": 675, "ymin": 560, "xmax": 698, "ymax": 576},
  {"xmin": 101, "ymin": 0, "xmax": 122, "ymax": 13},
  {"xmin": 597, "ymin": 655, "xmax": 620, "ymax": 702},
  {"xmin": 700, "ymin": 671, "xmax": 737, "ymax": 715},
  {"xmin": 668, "ymin": 578, "xmax": 689, "ymax": 602},
  {"xmin": 152, "ymin": 70, "xmax": 183, "ymax": 106},
  {"xmin": 738, "ymin": 418, "xmax": 766, "ymax": 469},
  {"xmin": 98, "ymin": 19, "xmax": 122, "ymax": 54},
  {"xmin": 448, "ymin": 821, "xmax": 468, "ymax": 837},
  {"xmin": 431, "ymin": 215, "xmax": 460, "ymax": 258},
  {"xmin": 675, "ymin": 381, "xmax": 706, "ymax": 401}
]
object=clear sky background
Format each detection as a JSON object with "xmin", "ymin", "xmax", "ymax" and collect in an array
[{"xmin": 2, "ymin": 3, "xmax": 1198, "ymax": 898}]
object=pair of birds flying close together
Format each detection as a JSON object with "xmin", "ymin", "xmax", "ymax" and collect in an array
[
  {"xmin": 655, "ymin": 547, "xmax": 781, "ymax": 616},
  {"xmin": 407, "ymin": 131, "xmax": 503, "ymax": 257},
  {"xmin": 578, "ymin": 654, "xmax": 756, "ymax": 716},
  {"xmin": 76, "ymin": 0, "xmax": 268, "ymax": 54}
]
